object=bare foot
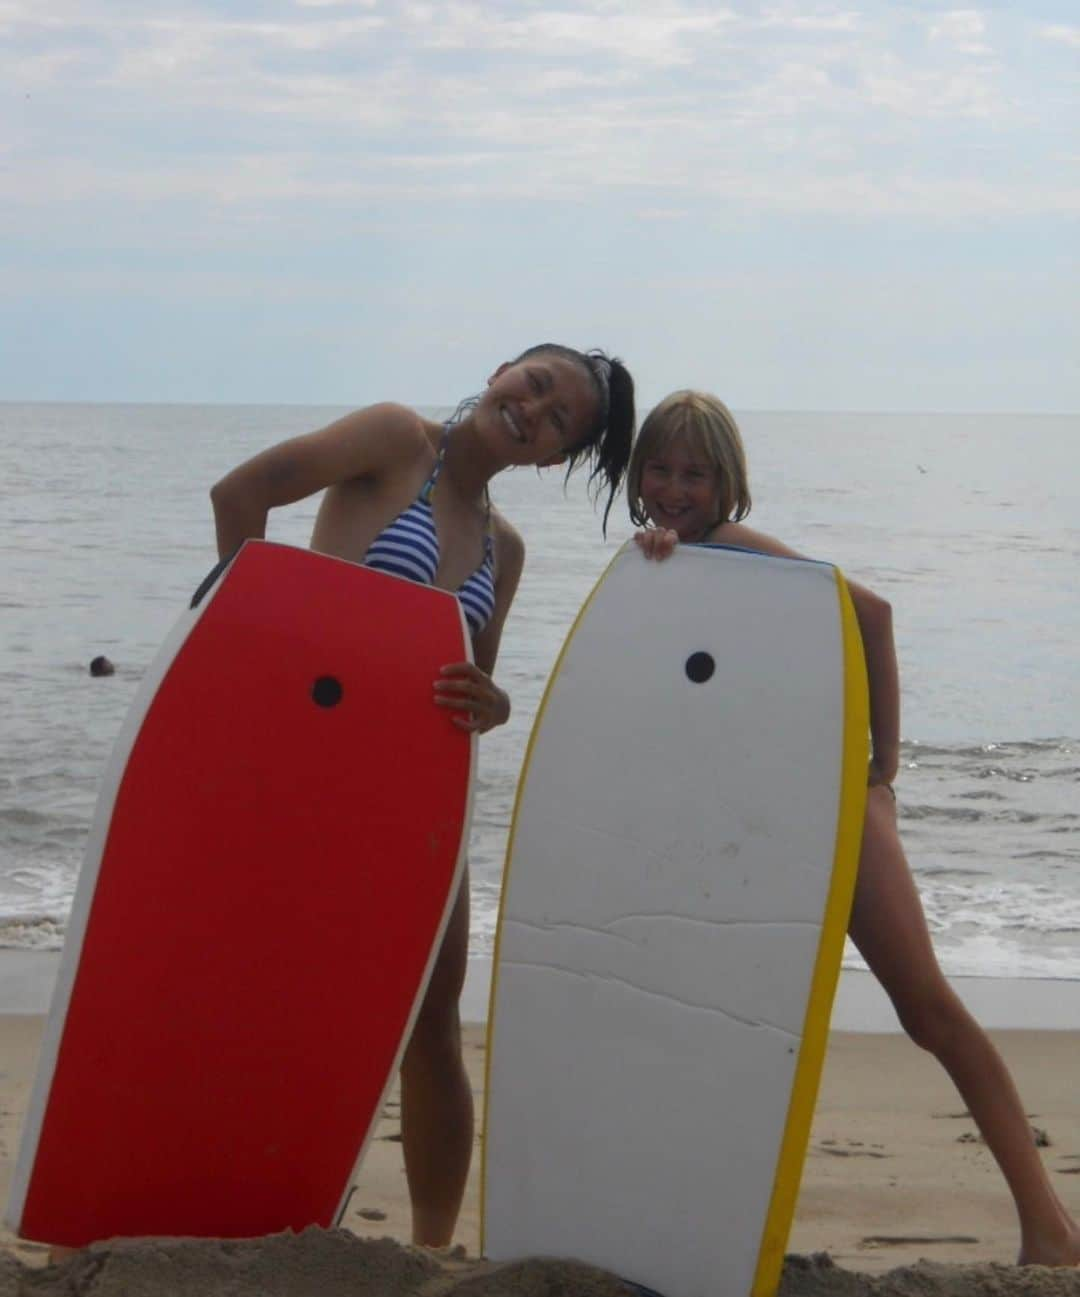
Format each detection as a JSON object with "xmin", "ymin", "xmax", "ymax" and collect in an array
[{"xmin": 1018, "ymin": 1222, "xmax": 1080, "ymax": 1267}]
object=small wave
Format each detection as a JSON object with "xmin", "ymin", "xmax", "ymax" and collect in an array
[
  {"xmin": 0, "ymin": 916, "xmax": 65, "ymax": 950},
  {"xmin": 902, "ymin": 804, "xmax": 1041, "ymax": 825},
  {"xmin": 918, "ymin": 865, "xmax": 992, "ymax": 879},
  {"xmin": 972, "ymin": 767, "xmax": 1035, "ymax": 783},
  {"xmin": 0, "ymin": 807, "xmax": 52, "ymax": 829},
  {"xmin": 902, "ymin": 738, "xmax": 1075, "ymax": 759}
]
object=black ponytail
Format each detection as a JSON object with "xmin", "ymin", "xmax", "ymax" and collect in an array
[{"xmin": 514, "ymin": 344, "xmax": 636, "ymax": 535}]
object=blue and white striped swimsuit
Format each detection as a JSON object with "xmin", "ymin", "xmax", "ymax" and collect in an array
[{"xmin": 362, "ymin": 425, "xmax": 497, "ymax": 636}]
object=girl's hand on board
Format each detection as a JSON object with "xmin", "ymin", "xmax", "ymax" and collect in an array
[
  {"xmin": 634, "ymin": 528, "xmax": 680, "ymax": 561},
  {"xmin": 433, "ymin": 662, "xmax": 510, "ymax": 734}
]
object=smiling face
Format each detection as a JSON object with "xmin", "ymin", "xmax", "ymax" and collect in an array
[
  {"xmin": 628, "ymin": 391, "xmax": 752, "ymax": 536},
  {"xmin": 638, "ymin": 438, "xmax": 722, "ymax": 542},
  {"xmin": 481, "ymin": 354, "xmax": 600, "ymax": 467}
]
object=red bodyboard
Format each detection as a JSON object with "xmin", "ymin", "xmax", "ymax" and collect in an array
[{"xmin": 11, "ymin": 541, "xmax": 473, "ymax": 1245}]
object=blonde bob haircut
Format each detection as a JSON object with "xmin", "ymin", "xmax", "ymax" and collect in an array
[{"xmin": 627, "ymin": 390, "xmax": 752, "ymax": 529}]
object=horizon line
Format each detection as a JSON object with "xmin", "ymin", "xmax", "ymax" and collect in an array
[{"xmin": 2, "ymin": 398, "xmax": 1078, "ymax": 419}]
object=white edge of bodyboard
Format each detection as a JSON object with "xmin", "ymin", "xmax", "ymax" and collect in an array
[
  {"xmin": 333, "ymin": 589, "xmax": 477, "ymax": 1226},
  {"xmin": 478, "ymin": 541, "xmax": 631, "ymax": 1256},
  {"xmin": 4, "ymin": 545, "xmax": 238, "ymax": 1235},
  {"xmin": 749, "ymin": 567, "xmax": 870, "ymax": 1297}
]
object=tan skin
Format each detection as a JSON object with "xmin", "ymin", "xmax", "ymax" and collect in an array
[
  {"xmin": 210, "ymin": 355, "xmax": 602, "ymax": 1248},
  {"xmin": 636, "ymin": 443, "xmax": 1080, "ymax": 1267}
]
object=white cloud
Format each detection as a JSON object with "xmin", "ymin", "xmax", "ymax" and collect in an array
[
  {"xmin": 1, "ymin": 0, "xmax": 1077, "ymax": 224},
  {"xmin": 411, "ymin": 2, "xmax": 736, "ymax": 67},
  {"xmin": 759, "ymin": 8, "xmax": 862, "ymax": 33},
  {"xmin": 861, "ymin": 62, "xmax": 999, "ymax": 119},
  {"xmin": 1039, "ymin": 23, "xmax": 1080, "ymax": 47},
  {"xmin": 928, "ymin": 9, "xmax": 991, "ymax": 56}
]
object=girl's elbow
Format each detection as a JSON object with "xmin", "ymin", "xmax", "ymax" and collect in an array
[
  {"xmin": 209, "ymin": 475, "xmax": 259, "ymax": 550},
  {"xmin": 210, "ymin": 473, "xmax": 250, "ymax": 521},
  {"xmin": 209, "ymin": 475, "xmax": 232, "ymax": 512},
  {"xmin": 859, "ymin": 587, "xmax": 893, "ymax": 634},
  {"xmin": 872, "ymin": 590, "xmax": 893, "ymax": 628}
]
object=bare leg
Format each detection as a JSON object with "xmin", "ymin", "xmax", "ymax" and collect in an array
[
  {"xmin": 848, "ymin": 787, "xmax": 1080, "ymax": 1265},
  {"xmin": 399, "ymin": 871, "xmax": 473, "ymax": 1248}
]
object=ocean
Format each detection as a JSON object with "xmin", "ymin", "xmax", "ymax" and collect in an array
[{"xmin": 2, "ymin": 403, "xmax": 1078, "ymax": 986}]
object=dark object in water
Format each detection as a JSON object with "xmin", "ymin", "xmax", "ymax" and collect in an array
[{"xmin": 89, "ymin": 656, "xmax": 115, "ymax": 678}]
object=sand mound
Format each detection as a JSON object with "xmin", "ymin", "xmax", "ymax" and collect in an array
[
  {"xmin": 0, "ymin": 1228, "xmax": 637, "ymax": 1297},
  {"xmin": 782, "ymin": 1252, "xmax": 1080, "ymax": 1297},
  {"xmin": 2, "ymin": 1230, "xmax": 1078, "ymax": 1297}
]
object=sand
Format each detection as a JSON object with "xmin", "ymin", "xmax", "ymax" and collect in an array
[
  {"xmin": 2, "ymin": 1233, "xmax": 1080, "ymax": 1297},
  {"xmin": 1, "ymin": 1014, "xmax": 1078, "ymax": 1296}
]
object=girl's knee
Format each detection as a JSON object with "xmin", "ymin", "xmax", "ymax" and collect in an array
[{"xmin": 895, "ymin": 982, "xmax": 968, "ymax": 1054}]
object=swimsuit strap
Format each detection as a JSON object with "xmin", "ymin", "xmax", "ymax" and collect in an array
[
  {"xmin": 420, "ymin": 421, "xmax": 495, "ymax": 553},
  {"xmin": 482, "ymin": 486, "xmax": 493, "ymax": 550},
  {"xmin": 418, "ymin": 423, "xmax": 453, "ymax": 505}
]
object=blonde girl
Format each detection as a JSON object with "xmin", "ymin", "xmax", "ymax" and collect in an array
[{"xmin": 628, "ymin": 390, "xmax": 1080, "ymax": 1267}]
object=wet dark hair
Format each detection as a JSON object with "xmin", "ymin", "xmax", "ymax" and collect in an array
[
  {"xmin": 449, "ymin": 344, "xmax": 635, "ymax": 535},
  {"xmin": 513, "ymin": 343, "xmax": 636, "ymax": 534}
]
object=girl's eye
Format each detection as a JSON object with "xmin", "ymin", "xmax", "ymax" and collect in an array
[{"xmin": 528, "ymin": 373, "xmax": 541, "ymax": 393}]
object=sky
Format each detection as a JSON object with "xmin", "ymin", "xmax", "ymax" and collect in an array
[{"xmin": 3, "ymin": 1, "xmax": 1078, "ymax": 411}]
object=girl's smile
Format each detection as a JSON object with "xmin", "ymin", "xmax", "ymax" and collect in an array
[
  {"xmin": 499, "ymin": 405, "xmax": 526, "ymax": 444},
  {"xmin": 484, "ymin": 358, "xmax": 598, "ymax": 466},
  {"xmin": 639, "ymin": 441, "xmax": 721, "ymax": 542}
]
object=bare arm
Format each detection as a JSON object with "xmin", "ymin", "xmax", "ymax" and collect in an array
[
  {"xmin": 844, "ymin": 577, "xmax": 900, "ymax": 786},
  {"xmin": 433, "ymin": 519, "xmax": 526, "ymax": 734},
  {"xmin": 720, "ymin": 524, "xmax": 901, "ymax": 784},
  {"xmin": 209, "ymin": 403, "xmax": 425, "ymax": 560},
  {"xmin": 637, "ymin": 520, "xmax": 901, "ymax": 786}
]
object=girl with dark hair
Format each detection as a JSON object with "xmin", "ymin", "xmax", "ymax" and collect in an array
[{"xmin": 210, "ymin": 344, "xmax": 635, "ymax": 1248}]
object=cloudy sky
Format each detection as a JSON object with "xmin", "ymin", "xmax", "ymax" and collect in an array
[{"xmin": 3, "ymin": 1, "xmax": 1078, "ymax": 410}]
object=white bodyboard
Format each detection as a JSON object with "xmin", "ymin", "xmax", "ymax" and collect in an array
[{"xmin": 482, "ymin": 543, "xmax": 868, "ymax": 1297}]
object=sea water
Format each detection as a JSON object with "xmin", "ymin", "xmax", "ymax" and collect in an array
[{"xmin": 2, "ymin": 403, "xmax": 1078, "ymax": 985}]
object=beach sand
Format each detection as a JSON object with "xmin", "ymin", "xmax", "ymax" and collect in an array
[{"xmin": 1, "ymin": 1010, "xmax": 1078, "ymax": 1296}]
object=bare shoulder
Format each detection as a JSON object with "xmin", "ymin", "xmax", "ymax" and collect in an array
[
  {"xmin": 328, "ymin": 402, "xmax": 433, "ymax": 460},
  {"xmin": 709, "ymin": 520, "xmax": 808, "ymax": 562},
  {"xmin": 291, "ymin": 402, "xmax": 439, "ymax": 487}
]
